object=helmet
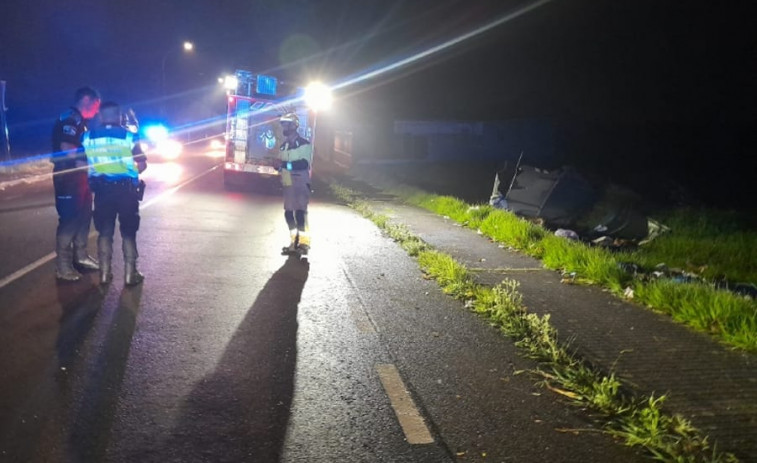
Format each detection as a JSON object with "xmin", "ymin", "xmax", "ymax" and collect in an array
[{"xmin": 279, "ymin": 112, "xmax": 299, "ymax": 128}]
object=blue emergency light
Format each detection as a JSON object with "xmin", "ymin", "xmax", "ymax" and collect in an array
[{"xmin": 256, "ymin": 75, "xmax": 277, "ymax": 96}]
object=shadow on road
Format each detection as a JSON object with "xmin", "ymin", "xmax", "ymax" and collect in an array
[
  {"xmin": 165, "ymin": 255, "xmax": 308, "ymax": 461},
  {"xmin": 67, "ymin": 285, "xmax": 144, "ymax": 461},
  {"xmin": 0, "ymin": 281, "xmax": 141, "ymax": 462},
  {"xmin": 55, "ymin": 281, "xmax": 107, "ymax": 371}
]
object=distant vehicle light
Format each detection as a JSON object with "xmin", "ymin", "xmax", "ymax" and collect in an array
[
  {"xmin": 144, "ymin": 124, "xmax": 169, "ymax": 143},
  {"xmin": 209, "ymin": 139, "xmax": 224, "ymax": 150},
  {"xmin": 156, "ymin": 139, "xmax": 183, "ymax": 160},
  {"xmin": 304, "ymin": 82, "xmax": 332, "ymax": 111},
  {"xmin": 141, "ymin": 162, "xmax": 183, "ymax": 184}
]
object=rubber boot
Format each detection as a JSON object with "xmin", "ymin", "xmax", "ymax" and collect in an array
[
  {"xmin": 74, "ymin": 246, "xmax": 99, "ymax": 271},
  {"xmin": 55, "ymin": 242, "xmax": 81, "ymax": 282},
  {"xmin": 298, "ymin": 232, "xmax": 310, "ymax": 254},
  {"xmin": 123, "ymin": 238, "xmax": 144, "ymax": 286},
  {"xmin": 98, "ymin": 236, "xmax": 113, "ymax": 285},
  {"xmin": 286, "ymin": 229, "xmax": 299, "ymax": 252}
]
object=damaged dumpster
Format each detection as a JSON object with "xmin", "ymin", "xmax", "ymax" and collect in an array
[{"xmin": 492, "ymin": 164, "xmax": 652, "ymax": 241}]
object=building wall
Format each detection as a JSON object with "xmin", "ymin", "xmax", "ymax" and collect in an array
[{"xmin": 393, "ymin": 119, "xmax": 555, "ymax": 165}]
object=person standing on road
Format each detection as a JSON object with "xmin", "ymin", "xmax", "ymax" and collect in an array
[
  {"xmin": 51, "ymin": 86, "xmax": 101, "ymax": 281},
  {"xmin": 82, "ymin": 102, "xmax": 147, "ymax": 285},
  {"xmin": 278, "ymin": 112, "xmax": 313, "ymax": 253}
]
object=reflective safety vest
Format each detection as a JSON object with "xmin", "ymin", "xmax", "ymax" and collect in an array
[
  {"xmin": 82, "ymin": 126, "xmax": 139, "ymax": 181},
  {"xmin": 279, "ymin": 136, "xmax": 312, "ymax": 166}
]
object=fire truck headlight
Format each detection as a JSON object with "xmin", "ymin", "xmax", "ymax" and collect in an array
[
  {"xmin": 224, "ymin": 75, "xmax": 239, "ymax": 91},
  {"xmin": 304, "ymin": 82, "xmax": 332, "ymax": 111}
]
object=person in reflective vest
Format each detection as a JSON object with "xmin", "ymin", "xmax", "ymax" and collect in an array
[
  {"xmin": 278, "ymin": 112, "xmax": 312, "ymax": 253},
  {"xmin": 82, "ymin": 102, "xmax": 147, "ymax": 285},
  {"xmin": 51, "ymin": 86, "xmax": 101, "ymax": 281}
]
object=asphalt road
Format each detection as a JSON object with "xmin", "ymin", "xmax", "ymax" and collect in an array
[{"xmin": 0, "ymin": 147, "xmax": 645, "ymax": 462}]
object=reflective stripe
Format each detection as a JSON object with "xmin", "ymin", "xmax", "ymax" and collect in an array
[{"xmin": 84, "ymin": 132, "xmax": 138, "ymax": 179}]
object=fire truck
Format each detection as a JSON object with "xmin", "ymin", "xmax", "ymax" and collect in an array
[{"xmin": 222, "ymin": 70, "xmax": 331, "ymax": 189}]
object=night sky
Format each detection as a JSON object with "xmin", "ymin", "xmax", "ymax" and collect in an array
[{"xmin": 2, "ymin": 0, "xmax": 755, "ymax": 207}]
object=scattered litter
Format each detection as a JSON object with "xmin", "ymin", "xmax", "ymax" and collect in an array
[
  {"xmin": 731, "ymin": 283, "xmax": 757, "ymax": 299},
  {"xmin": 555, "ymin": 228, "xmax": 579, "ymax": 240},
  {"xmin": 489, "ymin": 194, "xmax": 508, "ymax": 210},
  {"xmin": 639, "ymin": 219, "xmax": 671, "ymax": 245},
  {"xmin": 624, "ymin": 287, "xmax": 634, "ymax": 299},
  {"xmin": 617, "ymin": 262, "xmax": 639, "ymax": 274},
  {"xmin": 591, "ymin": 236, "xmax": 614, "ymax": 247}
]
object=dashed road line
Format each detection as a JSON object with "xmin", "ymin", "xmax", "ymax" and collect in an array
[{"xmin": 375, "ymin": 363, "xmax": 434, "ymax": 445}]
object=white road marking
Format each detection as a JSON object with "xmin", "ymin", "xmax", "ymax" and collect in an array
[
  {"xmin": 375, "ymin": 363, "xmax": 434, "ymax": 445},
  {"xmin": 0, "ymin": 165, "xmax": 219, "ymax": 290}
]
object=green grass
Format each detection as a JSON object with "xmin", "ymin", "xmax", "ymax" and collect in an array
[
  {"xmin": 624, "ymin": 209, "xmax": 757, "ymax": 284},
  {"xmin": 331, "ymin": 182, "xmax": 738, "ymax": 462},
  {"xmin": 399, "ymin": 190, "xmax": 757, "ymax": 353},
  {"xmin": 633, "ymin": 280, "xmax": 757, "ymax": 351}
]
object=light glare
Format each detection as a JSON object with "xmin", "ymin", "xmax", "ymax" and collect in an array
[
  {"xmin": 156, "ymin": 139, "xmax": 183, "ymax": 160},
  {"xmin": 304, "ymin": 82, "xmax": 332, "ymax": 111},
  {"xmin": 224, "ymin": 75, "xmax": 239, "ymax": 91},
  {"xmin": 144, "ymin": 124, "xmax": 169, "ymax": 142}
]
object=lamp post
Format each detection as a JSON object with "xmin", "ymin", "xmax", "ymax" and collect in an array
[{"xmin": 160, "ymin": 41, "xmax": 194, "ymax": 117}]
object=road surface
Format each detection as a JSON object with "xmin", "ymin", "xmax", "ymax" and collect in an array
[{"xmin": 0, "ymin": 147, "xmax": 644, "ymax": 462}]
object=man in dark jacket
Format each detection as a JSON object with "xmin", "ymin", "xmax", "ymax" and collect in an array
[{"xmin": 51, "ymin": 87, "xmax": 101, "ymax": 281}]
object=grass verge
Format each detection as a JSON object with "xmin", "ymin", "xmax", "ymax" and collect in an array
[
  {"xmin": 398, "ymin": 190, "xmax": 757, "ymax": 353},
  {"xmin": 331, "ymin": 183, "xmax": 739, "ymax": 463}
]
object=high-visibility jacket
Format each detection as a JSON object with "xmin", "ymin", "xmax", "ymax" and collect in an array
[
  {"xmin": 82, "ymin": 124, "xmax": 140, "ymax": 181},
  {"xmin": 279, "ymin": 136, "xmax": 312, "ymax": 170}
]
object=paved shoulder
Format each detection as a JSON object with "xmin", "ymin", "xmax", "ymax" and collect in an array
[{"xmin": 369, "ymin": 201, "xmax": 757, "ymax": 461}]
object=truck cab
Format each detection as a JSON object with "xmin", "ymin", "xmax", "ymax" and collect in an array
[{"xmin": 223, "ymin": 70, "xmax": 316, "ymax": 190}]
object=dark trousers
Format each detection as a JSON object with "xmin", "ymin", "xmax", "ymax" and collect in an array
[
  {"xmin": 92, "ymin": 181, "xmax": 140, "ymax": 241},
  {"xmin": 53, "ymin": 170, "xmax": 92, "ymax": 251}
]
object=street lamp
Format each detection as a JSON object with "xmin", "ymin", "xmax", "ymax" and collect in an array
[{"xmin": 161, "ymin": 41, "xmax": 194, "ymax": 117}]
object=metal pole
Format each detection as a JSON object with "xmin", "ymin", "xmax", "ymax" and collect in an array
[
  {"xmin": 0, "ymin": 80, "xmax": 10, "ymax": 161},
  {"xmin": 505, "ymin": 150, "xmax": 524, "ymax": 196}
]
